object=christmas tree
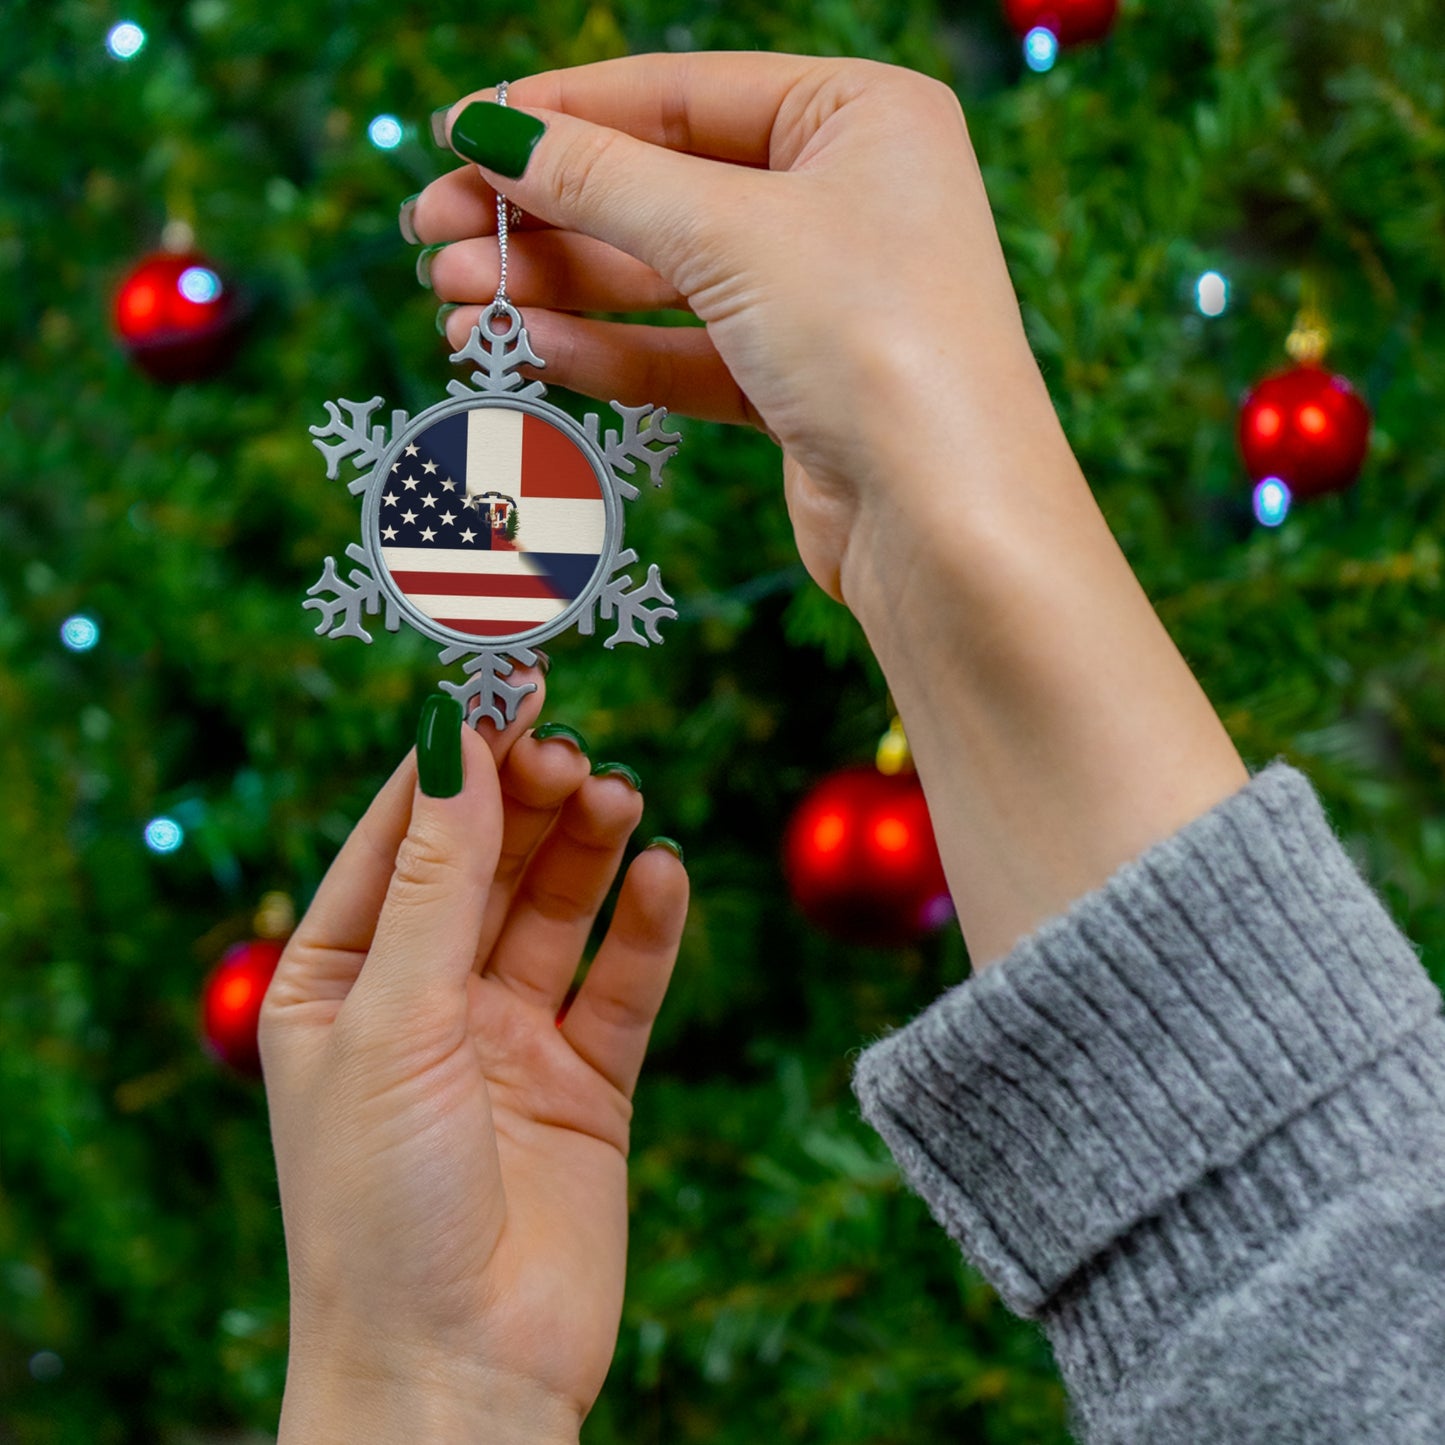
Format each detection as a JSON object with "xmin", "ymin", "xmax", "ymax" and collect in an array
[{"xmin": 3, "ymin": 0, "xmax": 1443, "ymax": 1441}]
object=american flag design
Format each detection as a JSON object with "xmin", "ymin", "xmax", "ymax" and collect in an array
[{"xmin": 376, "ymin": 407, "xmax": 605, "ymax": 640}]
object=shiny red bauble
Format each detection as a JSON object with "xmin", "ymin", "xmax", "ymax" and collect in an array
[
  {"xmin": 113, "ymin": 250, "xmax": 240, "ymax": 382},
  {"xmin": 1003, "ymin": 0, "xmax": 1119, "ymax": 45},
  {"xmin": 200, "ymin": 939, "xmax": 284, "ymax": 1076},
  {"xmin": 1237, "ymin": 362, "xmax": 1372, "ymax": 500},
  {"xmin": 783, "ymin": 766, "xmax": 953, "ymax": 947}
]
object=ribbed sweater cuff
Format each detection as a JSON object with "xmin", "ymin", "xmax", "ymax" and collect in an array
[{"xmin": 849, "ymin": 758, "xmax": 1444, "ymax": 1319}]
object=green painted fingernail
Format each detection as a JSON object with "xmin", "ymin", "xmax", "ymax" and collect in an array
[
  {"xmin": 398, "ymin": 193, "xmax": 422, "ymax": 245},
  {"xmin": 591, "ymin": 760, "xmax": 641, "ymax": 791},
  {"xmin": 645, "ymin": 836, "xmax": 684, "ymax": 864},
  {"xmin": 435, "ymin": 303, "xmax": 460, "ymax": 337},
  {"xmin": 533, "ymin": 722, "xmax": 589, "ymax": 756},
  {"xmin": 430, "ymin": 105, "xmax": 452, "ymax": 148},
  {"xmin": 416, "ymin": 242, "xmax": 448, "ymax": 290},
  {"xmin": 450, "ymin": 100, "xmax": 546, "ymax": 179},
  {"xmin": 417, "ymin": 694, "xmax": 464, "ymax": 798}
]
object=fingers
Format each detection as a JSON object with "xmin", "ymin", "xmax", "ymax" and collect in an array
[
  {"xmin": 559, "ymin": 846, "xmax": 689, "ymax": 1101},
  {"xmin": 472, "ymin": 727, "xmax": 593, "ymax": 970},
  {"xmin": 440, "ymin": 307, "xmax": 762, "ymax": 425},
  {"xmin": 429, "ymin": 230, "xmax": 687, "ymax": 314},
  {"xmin": 482, "ymin": 772, "xmax": 646, "ymax": 1013},
  {"xmin": 340, "ymin": 720, "xmax": 505, "ymax": 1039}
]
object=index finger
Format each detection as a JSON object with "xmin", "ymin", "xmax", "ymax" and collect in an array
[{"xmin": 454, "ymin": 51, "xmax": 848, "ymax": 169}]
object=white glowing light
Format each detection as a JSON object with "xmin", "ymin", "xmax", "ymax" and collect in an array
[
  {"xmin": 144, "ymin": 817, "xmax": 185, "ymax": 853},
  {"xmin": 178, "ymin": 266, "xmax": 222, "ymax": 303},
  {"xmin": 368, "ymin": 114, "xmax": 404, "ymax": 150},
  {"xmin": 60, "ymin": 615, "xmax": 100, "ymax": 651},
  {"xmin": 106, "ymin": 21, "xmax": 146, "ymax": 59},
  {"xmin": 1196, "ymin": 270, "xmax": 1229, "ymax": 317},
  {"xmin": 1025, "ymin": 27, "xmax": 1059, "ymax": 72},
  {"xmin": 1253, "ymin": 477, "xmax": 1291, "ymax": 528}
]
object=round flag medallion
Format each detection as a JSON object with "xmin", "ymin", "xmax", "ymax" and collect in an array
[
  {"xmin": 305, "ymin": 303, "xmax": 682, "ymax": 728},
  {"xmin": 372, "ymin": 403, "xmax": 610, "ymax": 647}
]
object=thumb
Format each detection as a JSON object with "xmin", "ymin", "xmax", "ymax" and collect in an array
[
  {"xmin": 344, "ymin": 695, "xmax": 503, "ymax": 1036},
  {"xmin": 441, "ymin": 94, "xmax": 760, "ymax": 291}
]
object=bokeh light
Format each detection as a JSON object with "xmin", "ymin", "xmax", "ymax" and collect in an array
[
  {"xmin": 1024, "ymin": 27, "xmax": 1059, "ymax": 72},
  {"xmin": 178, "ymin": 266, "xmax": 222, "ymax": 303},
  {"xmin": 368, "ymin": 114, "xmax": 404, "ymax": 150},
  {"xmin": 105, "ymin": 21, "xmax": 146, "ymax": 59},
  {"xmin": 1196, "ymin": 270, "xmax": 1229, "ymax": 317},
  {"xmin": 1253, "ymin": 477, "xmax": 1292, "ymax": 528},
  {"xmin": 144, "ymin": 817, "xmax": 185, "ymax": 853},
  {"xmin": 60, "ymin": 615, "xmax": 100, "ymax": 651}
]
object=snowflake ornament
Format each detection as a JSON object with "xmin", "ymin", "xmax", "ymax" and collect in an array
[{"xmin": 305, "ymin": 302, "xmax": 681, "ymax": 728}]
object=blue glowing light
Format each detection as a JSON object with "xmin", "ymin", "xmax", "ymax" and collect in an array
[
  {"xmin": 1196, "ymin": 270, "xmax": 1229, "ymax": 317},
  {"xmin": 106, "ymin": 21, "xmax": 146, "ymax": 59},
  {"xmin": 1253, "ymin": 477, "xmax": 1292, "ymax": 528},
  {"xmin": 60, "ymin": 615, "xmax": 100, "ymax": 651},
  {"xmin": 368, "ymin": 114, "xmax": 404, "ymax": 150},
  {"xmin": 1024, "ymin": 26, "xmax": 1059, "ymax": 72},
  {"xmin": 144, "ymin": 817, "xmax": 185, "ymax": 853},
  {"xmin": 178, "ymin": 266, "xmax": 222, "ymax": 303}
]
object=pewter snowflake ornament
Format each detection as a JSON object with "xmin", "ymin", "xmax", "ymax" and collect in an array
[{"xmin": 304, "ymin": 302, "xmax": 681, "ymax": 728}]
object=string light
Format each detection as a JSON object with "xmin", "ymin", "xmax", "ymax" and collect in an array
[
  {"xmin": 60, "ymin": 615, "xmax": 100, "ymax": 651},
  {"xmin": 1253, "ymin": 477, "xmax": 1292, "ymax": 528},
  {"xmin": 1196, "ymin": 270, "xmax": 1229, "ymax": 317},
  {"xmin": 105, "ymin": 21, "xmax": 146, "ymax": 59},
  {"xmin": 1024, "ymin": 27, "xmax": 1060, "ymax": 72},
  {"xmin": 367, "ymin": 114, "xmax": 404, "ymax": 150},
  {"xmin": 144, "ymin": 817, "xmax": 185, "ymax": 853},
  {"xmin": 178, "ymin": 266, "xmax": 222, "ymax": 303}
]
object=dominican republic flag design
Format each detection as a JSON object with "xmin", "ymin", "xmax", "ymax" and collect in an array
[{"xmin": 377, "ymin": 408, "xmax": 605, "ymax": 639}]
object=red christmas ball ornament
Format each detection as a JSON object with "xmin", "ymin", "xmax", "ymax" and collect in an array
[
  {"xmin": 1238, "ymin": 362, "xmax": 1372, "ymax": 501},
  {"xmin": 784, "ymin": 765, "xmax": 954, "ymax": 947},
  {"xmin": 113, "ymin": 250, "xmax": 241, "ymax": 382},
  {"xmin": 1003, "ymin": 0, "xmax": 1119, "ymax": 46},
  {"xmin": 200, "ymin": 939, "xmax": 284, "ymax": 1077}
]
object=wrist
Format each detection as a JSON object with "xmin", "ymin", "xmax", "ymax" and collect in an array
[{"xmin": 279, "ymin": 1344, "xmax": 582, "ymax": 1445}]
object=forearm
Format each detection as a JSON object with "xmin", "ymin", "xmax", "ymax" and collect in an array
[{"xmin": 841, "ymin": 352, "xmax": 1250, "ymax": 971}]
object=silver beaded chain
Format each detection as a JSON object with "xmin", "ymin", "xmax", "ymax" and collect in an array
[{"xmin": 491, "ymin": 82, "xmax": 523, "ymax": 317}]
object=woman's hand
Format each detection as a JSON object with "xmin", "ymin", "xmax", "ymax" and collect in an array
[
  {"xmin": 411, "ymin": 53, "xmax": 1058, "ymax": 605},
  {"xmin": 259, "ymin": 681, "xmax": 688, "ymax": 1442}
]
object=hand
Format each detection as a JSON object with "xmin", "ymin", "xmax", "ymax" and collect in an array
[
  {"xmin": 259, "ymin": 680, "xmax": 689, "ymax": 1441},
  {"xmin": 411, "ymin": 53, "xmax": 1052, "ymax": 604}
]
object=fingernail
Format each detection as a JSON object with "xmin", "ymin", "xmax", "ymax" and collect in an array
[
  {"xmin": 591, "ymin": 760, "xmax": 641, "ymax": 791},
  {"xmin": 532, "ymin": 722, "xmax": 589, "ymax": 756},
  {"xmin": 416, "ymin": 242, "xmax": 448, "ymax": 290},
  {"xmin": 417, "ymin": 693, "xmax": 464, "ymax": 797},
  {"xmin": 435, "ymin": 302, "xmax": 460, "ymax": 337},
  {"xmin": 398, "ymin": 193, "xmax": 422, "ymax": 245},
  {"xmin": 531, "ymin": 648, "xmax": 551, "ymax": 676},
  {"xmin": 430, "ymin": 105, "xmax": 453, "ymax": 148},
  {"xmin": 450, "ymin": 100, "xmax": 546, "ymax": 179},
  {"xmin": 644, "ymin": 836, "xmax": 684, "ymax": 865}
]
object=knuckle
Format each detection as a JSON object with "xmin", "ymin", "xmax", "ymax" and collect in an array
[
  {"xmin": 390, "ymin": 821, "xmax": 467, "ymax": 899},
  {"xmin": 548, "ymin": 125, "xmax": 624, "ymax": 219}
]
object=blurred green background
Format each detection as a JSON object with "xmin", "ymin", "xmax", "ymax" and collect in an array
[{"xmin": 3, "ymin": 0, "xmax": 1444, "ymax": 1440}]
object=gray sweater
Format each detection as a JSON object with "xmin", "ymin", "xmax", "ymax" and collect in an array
[{"xmin": 849, "ymin": 759, "xmax": 1445, "ymax": 1442}]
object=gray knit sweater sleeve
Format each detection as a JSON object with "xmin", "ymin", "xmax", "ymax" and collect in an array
[{"xmin": 849, "ymin": 759, "xmax": 1445, "ymax": 1442}]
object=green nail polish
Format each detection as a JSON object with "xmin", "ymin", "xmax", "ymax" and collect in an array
[
  {"xmin": 591, "ymin": 760, "xmax": 642, "ymax": 791},
  {"xmin": 450, "ymin": 100, "xmax": 546, "ymax": 179},
  {"xmin": 435, "ymin": 302, "xmax": 460, "ymax": 337},
  {"xmin": 533, "ymin": 722, "xmax": 589, "ymax": 756},
  {"xmin": 430, "ymin": 105, "xmax": 453, "ymax": 148},
  {"xmin": 417, "ymin": 693, "xmax": 464, "ymax": 797},
  {"xmin": 416, "ymin": 242, "xmax": 448, "ymax": 290},
  {"xmin": 398, "ymin": 193, "xmax": 421, "ymax": 245},
  {"xmin": 645, "ymin": 836, "xmax": 684, "ymax": 865}
]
